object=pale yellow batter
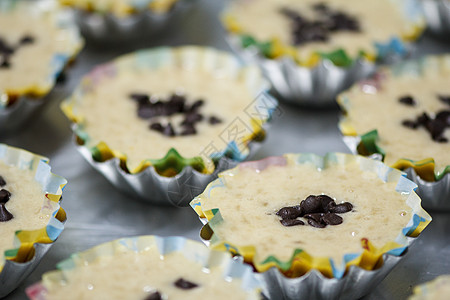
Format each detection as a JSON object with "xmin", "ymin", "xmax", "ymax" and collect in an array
[
  {"xmin": 410, "ymin": 275, "xmax": 450, "ymax": 300},
  {"xmin": 72, "ymin": 63, "xmax": 261, "ymax": 172},
  {"xmin": 340, "ymin": 60, "xmax": 450, "ymax": 175},
  {"xmin": 0, "ymin": 1, "xmax": 82, "ymax": 101},
  {"xmin": 43, "ymin": 247, "xmax": 257, "ymax": 300},
  {"xmin": 0, "ymin": 161, "xmax": 57, "ymax": 266},
  {"xmin": 202, "ymin": 159, "xmax": 412, "ymax": 265},
  {"xmin": 228, "ymin": 0, "xmax": 416, "ymax": 61}
]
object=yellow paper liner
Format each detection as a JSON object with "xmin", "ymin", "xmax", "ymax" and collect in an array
[
  {"xmin": 222, "ymin": 0, "xmax": 425, "ymax": 67},
  {"xmin": 337, "ymin": 55, "xmax": 450, "ymax": 182},
  {"xmin": 26, "ymin": 235, "xmax": 261, "ymax": 299},
  {"xmin": 0, "ymin": 144, "xmax": 67, "ymax": 271},
  {"xmin": 61, "ymin": 46, "xmax": 277, "ymax": 176},
  {"xmin": 191, "ymin": 153, "xmax": 431, "ymax": 279}
]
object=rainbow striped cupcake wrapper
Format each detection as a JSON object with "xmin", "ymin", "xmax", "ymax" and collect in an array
[
  {"xmin": 60, "ymin": 0, "xmax": 197, "ymax": 42},
  {"xmin": 61, "ymin": 46, "xmax": 278, "ymax": 205},
  {"xmin": 191, "ymin": 153, "xmax": 431, "ymax": 299},
  {"xmin": 26, "ymin": 235, "xmax": 261, "ymax": 300},
  {"xmin": 222, "ymin": 0, "xmax": 425, "ymax": 106},
  {"xmin": 338, "ymin": 55, "xmax": 450, "ymax": 210},
  {"xmin": 0, "ymin": 0, "xmax": 84, "ymax": 134},
  {"xmin": 0, "ymin": 144, "xmax": 67, "ymax": 298}
]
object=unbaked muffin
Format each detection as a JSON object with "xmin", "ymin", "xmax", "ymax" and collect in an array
[
  {"xmin": 191, "ymin": 153, "xmax": 431, "ymax": 299},
  {"xmin": 26, "ymin": 236, "xmax": 260, "ymax": 300}
]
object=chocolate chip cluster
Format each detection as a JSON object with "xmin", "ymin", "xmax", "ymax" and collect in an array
[
  {"xmin": 400, "ymin": 95, "xmax": 450, "ymax": 143},
  {"xmin": 0, "ymin": 35, "xmax": 35, "ymax": 68},
  {"xmin": 143, "ymin": 278, "xmax": 199, "ymax": 300},
  {"xmin": 0, "ymin": 175, "xmax": 13, "ymax": 222},
  {"xmin": 130, "ymin": 93, "xmax": 222, "ymax": 137},
  {"xmin": 276, "ymin": 195, "xmax": 353, "ymax": 228},
  {"xmin": 280, "ymin": 3, "xmax": 360, "ymax": 46}
]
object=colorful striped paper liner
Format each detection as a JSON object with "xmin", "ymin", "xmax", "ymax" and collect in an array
[
  {"xmin": 0, "ymin": 144, "xmax": 67, "ymax": 270},
  {"xmin": 338, "ymin": 55, "xmax": 450, "ymax": 182},
  {"xmin": 222, "ymin": 0, "xmax": 424, "ymax": 68},
  {"xmin": 0, "ymin": 0, "xmax": 84, "ymax": 109},
  {"xmin": 61, "ymin": 46, "xmax": 278, "ymax": 177},
  {"xmin": 191, "ymin": 153, "xmax": 431, "ymax": 279},
  {"xmin": 26, "ymin": 235, "xmax": 261, "ymax": 300},
  {"xmin": 59, "ymin": 0, "xmax": 181, "ymax": 16}
]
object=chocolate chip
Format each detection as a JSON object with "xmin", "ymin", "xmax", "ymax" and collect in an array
[
  {"xmin": 163, "ymin": 123, "xmax": 176, "ymax": 137},
  {"xmin": 168, "ymin": 94, "xmax": 186, "ymax": 108},
  {"xmin": 436, "ymin": 136, "xmax": 448, "ymax": 143},
  {"xmin": 187, "ymin": 99, "xmax": 204, "ymax": 112},
  {"xmin": 322, "ymin": 213, "xmax": 343, "ymax": 225},
  {"xmin": 182, "ymin": 113, "xmax": 203, "ymax": 125},
  {"xmin": 280, "ymin": 218, "xmax": 305, "ymax": 227},
  {"xmin": 19, "ymin": 35, "xmax": 34, "ymax": 45},
  {"xmin": 209, "ymin": 116, "xmax": 222, "ymax": 125},
  {"xmin": 180, "ymin": 124, "xmax": 197, "ymax": 136},
  {"xmin": 276, "ymin": 205, "xmax": 302, "ymax": 219},
  {"xmin": 149, "ymin": 122, "xmax": 164, "ymax": 132},
  {"xmin": 0, "ymin": 56, "xmax": 10, "ymax": 69},
  {"xmin": 329, "ymin": 202, "xmax": 353, "ymax": 213},
  {"xmin": 307, "ymin": 218, "xmax": 326, "ymax": 228},
  {"xmin": 328, "ymin": 12, "xmax": 360, "ymax": 31},
  {"xmin": 304, "ymin": 213, "xmax": 324, "ymax": 223},
  {"xmin": 281, "ymin": 5, "xmax": 359, "ymax": 46},
  {"xmin": 0, "ymin": 176, "xmax": 5, "ymax": 187},
  {"xmin": 0, "ymin": 39, "xmax": 14, "ymax": 55},
  {"xmin": 130, "ymin": 93, "xmax": 150, "ymax": 105},
  {"xmin": 0, "ymin": 189, "xmax": 11, "ymax": 204},
  {"xmin": 144, "ymin": 291, "xmax": 162, "ymax": 300},
  {"xmin": 436, "ymin": 111, "xmax": 450, "ymax": 126},
  {"xmin": 438, "ymin": 95, "xmax": 450, "ymax": 106},
  {"xmin": 300, "ymin": 195, "xmax": 323, "ymax": 214},
  {"xmin": 137, "ymin": 104, "xmax": 156, "ymax": 119},
  {"xmin": 426, "ymin": 118, "xmax": 447, "ymax": 140},
  {"xmin": 399, "ymin": 96, "xmax": 416, "ymax": 106},
  {"xmin": 316, "ymin": 195, "xmax": 335, "ymax": 211},
  {"xmin": 402, "ymin": 109, "xmax": 450, "ymax": 142},
  {"xmin": 0, "ymin": 203, "xmax": 13, "ymax": 222},
  {"xmin": 402, "ymin": 120, "xmax": 418, "ymax": 129},
  {"xmin": 174, "ymin": 278, "xmax": 199, "ymax": 290},
  {"xmin": 417, "ymin": 113, "xmax": 431, "ymax": 126}
]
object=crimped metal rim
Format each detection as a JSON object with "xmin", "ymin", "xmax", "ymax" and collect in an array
[
  {"xmin": 227, "ymin": 35, "xmax": 377, "ymax": 106},
  {"xmin": 0, "ymin": 243, "xmax": 53, "ymax": 298},
  {"xmin": 256, "ymin": 251, "xmax": 406, "ymax": 300},
  {"xmin": 75, "ymin": 131, "xmax": 266, "ymax": 206},
  {"xmin": 73, "ymin": 0, "xmax": 196, "ymax": 42},
  {"xmin": 0, "ymin": 97, "xmax": 44, "ymax": 135},
  {"xmin": 341, "ymin": 135, "xmax": 450, "ymax": 211},
  {"xmin": 420, "ymin": 0, "xmax": 450, "ymax": 36},
  {"xmin": 26, "ymin": 235, "xmax": 261, "ymax": 300}
]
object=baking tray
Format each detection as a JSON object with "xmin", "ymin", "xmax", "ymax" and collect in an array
[{"xmin": 2, "ymin": 1, "xmax": 450, "ymax": 299}]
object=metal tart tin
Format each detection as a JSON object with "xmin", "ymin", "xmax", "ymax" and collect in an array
[
  {"xmin": 62, "ymin": 46, "xmax": 278, "ymax": 206},
  {"xmin": 26, "ymin": 235, "xmax": 261, "ymax": 300},
  {"xmin": 223, "ymin": 0, "xmax": 425, "ymax": 106},
  {"xmin": 420, "ymin": 0, "xmax": 450, "ymax": 36},
  {"xmin": 0, "ymin": 97, "xmax": 44, "ymax": 136},
  {"xmin": 338, "ymin": 56, "xmax": 450, "ymax": 211},
  {"xmin": 68, "ymin": 0, "xmax": 196, "ymax": 43},
  {"xmin": 192, "ymin": 153, "xmax": 432, "ymax": 300},
  {"xmin": 0, "ymin": 144, "xmax": 67, "ymax": 297},
  {"xmin": 0, "ymin": 0, "xmax": 84, "ymax": 134}
]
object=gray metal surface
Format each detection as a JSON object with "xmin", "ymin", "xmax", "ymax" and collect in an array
[{"xmin": 1, "ymin": 0, "xmax": 449, "ymax": 299}]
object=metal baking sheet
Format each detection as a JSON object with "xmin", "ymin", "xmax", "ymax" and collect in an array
[{"xmin": 2, "ymin": 0, "xmax": 450, "ymax": 299}]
